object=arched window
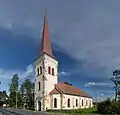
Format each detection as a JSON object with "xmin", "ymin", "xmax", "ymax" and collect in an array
[
  {"xmin": 37, "ymin": 68, "xmax": 39, "ymax": 75},
  {"xmin": 76, "ymin": 99, "xmax": 78, "ymax": 107},
  {"xmin": 89, "ymin": 100, "xmax": 91, "ymax": 107},
  {"xmin": 40, "ymin": 67, "xmax": 42, "ymax": 74},
  {"xmin": 68, "ymin": 98, "xmax": 70, "ymax": 107},
  {"xmin": 48, "ymin": 66, "xmax": 51, "ymax": 74},
  {"xmin": 82, "ymin": 100, "xmax": 84, "ymax": 106},
  {"xmin": 38, "ymin": 82, "xmax": 41, "ymax": 91},
  {"xmin": 52, "ymin": 68, "xmax": 54, "ymax": 76},
  {"xmin": 86, "ymin": 100, "xmax": 88, "ymax": 106},
  {"xmin": 54, "ymin": 98, "xmax": 57, "ymax": 108}
]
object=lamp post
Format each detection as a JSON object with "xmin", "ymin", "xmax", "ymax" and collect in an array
[{"xmin": 15, "ymin": 90, "xmax": 18, "ymax": 109}]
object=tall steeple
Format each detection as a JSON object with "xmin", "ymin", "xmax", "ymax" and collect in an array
[{"xmin": 40, "ymin": 10, "xmax": 54, "ymax": 58}]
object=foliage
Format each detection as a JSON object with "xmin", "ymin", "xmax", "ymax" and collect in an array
[
  {"xmin": 20, "ymin": 78, "xmax": 34, "ymax": 108},
  {"xmin": 8, "ymin": 74, "xmax": 34, "ymax": 109},
  {"xmin": 97, "ymin": 98, "xmax": 120, "ymax": 114},
  {"xmin": 110, "ymin": 69, "xmax": 120, "ymax": 102},
  {"xmin": 0, "ymin": 90, "xmax": 8, "ymax": 106},
  {"xmin": 8, "ymin": 74, "xmax": 19, "ymax": 107},
  {"xmin": 46, "ymin": 107, "xmax": 98, "ymax": 115}
]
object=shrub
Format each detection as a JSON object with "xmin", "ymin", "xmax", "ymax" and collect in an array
[
  {"xmin": 97, "ymin": 98, "xmax": 120, "ymax": 114},
  {"xmin": 46, "ymin": 107, "xmax": 97, "ymax": 114}
]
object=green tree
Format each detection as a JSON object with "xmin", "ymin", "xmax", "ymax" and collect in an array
[
  {"xmin": 110, "ymin": 69, "xmax": 120, "ymax": 102},
  {"xmin": 9, "ymin": 74, "xmax": 19, "ymax": 107},
  {"xmin": 19, "ymin": 83, "xmax": 25, "ymax": 108},
  {"xmin": 0, "ymin": 90, "xmax": 8, "ymax": 106},
  {"xmin": 22, "ymin": 79, "xmax": 34, "ymax": 109}
]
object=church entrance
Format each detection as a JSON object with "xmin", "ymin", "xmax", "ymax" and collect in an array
[{"xmin": 38, "ymin": 101, "xmax": 41, "ymax": 111}]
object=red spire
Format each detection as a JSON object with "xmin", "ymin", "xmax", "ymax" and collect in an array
[{"xmin": 41, "ymin": 10, "xmax": 54, "ymax": 58}]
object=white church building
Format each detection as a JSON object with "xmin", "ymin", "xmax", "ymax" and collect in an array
[{"xmin": 34, "ymin": 12, "xmax": 93, "ymax": 111}]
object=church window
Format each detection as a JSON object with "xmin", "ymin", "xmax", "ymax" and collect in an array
[
  {"xmin": 76, "ymin": 99, "xmax": 78, "ymax": 107},
  {"xmin": 82, "ymin": 100, "xmax": 84, "ymax": 106},
  {"xmin": 48, "ymin": 66, "xmax": 51, "ymax": 74},
  {"xmin": 54, "ymin": 98, "xmax": 57, "ymax": 108},
  {"xmin": 38, "ymin": 82, "xmax": 41, "ymax": 91},
  {"xmin": 40, "ymin": 67, "xmax": 42, "ymax": 74},
  {"xmin": 89, "ymin": 100, "xmax": 91, "ymax": 107},
  {"xmin": 86, "ymin": 100, "xmax": 88, "ymax": 106},
  {"xmin": 52, "ymin": 68, "xmax": 54, "ymax": 76},
  {"xmin": 67, "ymin": 98, "xmax": 70, "ymax": 107},
  {"xmin": 37, "ymin": 68, "xmax": 39, "ymax": 75}
]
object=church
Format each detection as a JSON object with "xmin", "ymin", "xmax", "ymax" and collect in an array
[{"xmin": 34, "ymin": 12, "xmax": 93, "ymax": 111}]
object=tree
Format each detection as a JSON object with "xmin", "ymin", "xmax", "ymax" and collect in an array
[
  {"xmin": 110, "ymin": 69, "xmax": 120, "ymax": 102},
  {"xmin": 0, "ymin": 90, "xmax": 8, "ymax": 106},
  {"xmin": 9, "ymin": 74, "xmax": 19, "ymax": 107},
  {"xmin": 19, "ymin": 83, "xmax": 25, "ymax": 108},
  {"xmin": 21, "ymin": 79, "xmax": 34, "ymax": 109}
]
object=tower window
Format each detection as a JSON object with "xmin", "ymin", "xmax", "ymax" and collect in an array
[
  {"xmin": 38, "ymin": 82, "xmax": 41, "ymax": 91},
  {"xmin": 37, "ymin": 68, "xmax": 39, "ymax": 75},
  {"xmin": 40, "ymin": 67, "xmax": 42, "ymax": 74},
  {"xmin": 76, "ymin": 99, "xmax": 78, "ymax": 107},
  {"xmin": 67, "ymin": 98, "xmax": 70, "ymax": 107},
  {"xmin": 54, "ymin": 98, "xmax": 57, "ymax": 108},
  {"xmin": 52, "ymin": 68, "xmax": 54, "ymax": 76},
  {"xmin": 48, "ymin": 66, "xmax": 51, "ymax": 74}
]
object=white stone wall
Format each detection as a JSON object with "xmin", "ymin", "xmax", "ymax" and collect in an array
[
  {"xmin": 50, "ymin": 94, "xmax": 93, "ymax": 110},
  {"xmin": 62, "ymin": 94, "xmax": 93, "ymax": 109},
  {"xmin": 34, "ymin": 54, "xmax": 58, "ymax": 111},
  {"xmin": 50, "ymin": 94, "xmax": 61, "ymax": 110}
]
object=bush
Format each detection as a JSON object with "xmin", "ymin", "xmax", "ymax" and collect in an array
[
  {"xmin": 97, "ymin": 98, "xmax": 120, "ymax": 114},
  {"xmin": 46, "ymin": 107, "xmax": 97, "ymax": 114}
]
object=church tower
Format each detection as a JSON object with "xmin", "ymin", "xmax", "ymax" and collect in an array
[{"xmin": 34, "ymin": 12, "xmax": 58, "ymax": 111}]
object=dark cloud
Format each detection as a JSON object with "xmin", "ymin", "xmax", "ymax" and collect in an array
[{"xmin": 0, "ymin": 0, "xmax": 120, "ymax": 100}]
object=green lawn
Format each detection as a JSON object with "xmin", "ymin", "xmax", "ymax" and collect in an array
[{"xmin": 47, "ymin": 107, "xmax": 104, "ymax": 115}]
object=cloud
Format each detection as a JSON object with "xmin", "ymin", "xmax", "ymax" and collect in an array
[
  {"xmin": 0, "ymin": 0, "xmax": 118, "ymax": 80},
  {"xmin": 58, "ymin": 71, "xmax": 71, "ymax": 77},
  {"xmin": 84, "ymin": 81, "xmax": 113, "ymax": 87},
  {"xmin": 21, "ymin": 64, "xmax": 34, "ymax": 79},
  {"xmin": 0, "ymin": 64, "xmax": 34, "ymax": 92},
  {"xmin": 1, "ymin": 0, "xmax": 120, "ymax": 100}
]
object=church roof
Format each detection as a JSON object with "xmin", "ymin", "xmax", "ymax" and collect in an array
[
  {"xmin": 40, "ymin": 11, "xmax": 54, "ymax": 58},
  {"xmin": 49, "ymin": 82, "xmax": 92, "ymax": 98}
]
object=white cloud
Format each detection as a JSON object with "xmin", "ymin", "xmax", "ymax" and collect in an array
[
  {"xmin": 0, "ymin": 1, "xmax": 119, "ymax": 79},
  {"xmin": 0, "ymin": 0, "xmax": 120, "ymax": 98},
  {"xmin": 84, "ymin": 81, "xmax": 113, "ymax": 87},
  {"xmin": 0, "ymin": 64, "xmax": 34, "ymax": 92},
  {"xmin": 58, "ymin": 71, "xmax": 71, "ymax": 77}
]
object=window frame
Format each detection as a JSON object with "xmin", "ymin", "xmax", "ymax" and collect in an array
[
  {"xmin": 37, "ymin": 68, "xmax": 39, "ymax": 75},
  {"xmin": 82, "ymin": 100, "xmax": 84, "ymax": 106},
  {"xmin": 68, "ymin": 98, "xmax": 70, "ymax": 107},
  {"xmin": 40, "ymin": 66, "xmax": 42, "ymax": 74},
  {"xmin": 54, "ymin": 98, "xmax": 57, "ymax": 108},
  {"xmin": 38, "ymin": 82, "xmax": 41, "ymax": 91},
  {"xmin": 76, "ymin": 99, "xmax": 78, "ymax": 107},
  {"xmin": 48, "ymin": 66, "xmax": 51, "ymax": 74},
  {"xmin": 52, "ymin": 68, "xmax": 54, "ymax": 76}
]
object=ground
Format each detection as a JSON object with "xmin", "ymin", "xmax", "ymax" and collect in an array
[{"xmin": 0, "ymin": 107, "xmax": 103, "ymax": 115}]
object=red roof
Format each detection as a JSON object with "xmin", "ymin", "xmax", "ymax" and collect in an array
[
  {"xmin": 49, "ymin": 82, "xmax": 92, "ymax": 98},
  {"xmin": 40, "ymin": 11, "xmax": 54, "ymax": 58}
]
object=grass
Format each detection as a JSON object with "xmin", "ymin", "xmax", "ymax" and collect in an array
[{"xmin": 47, "ymin": 107, "xmax": 104, "ymax": 115}]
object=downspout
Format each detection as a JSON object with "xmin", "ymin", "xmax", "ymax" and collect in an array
[{"xmin": 42, "ymin": 58, "xmax": 45, "ymax": 111}]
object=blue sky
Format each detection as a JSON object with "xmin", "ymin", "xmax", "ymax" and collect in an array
[{"xmin": 1, "ymin": 0, "xmax": 120, "ymax": 101}]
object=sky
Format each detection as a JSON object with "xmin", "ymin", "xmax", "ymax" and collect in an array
[{"xmin": 0, "ymin": 0, "xmax": 120, "ymax": 101}]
